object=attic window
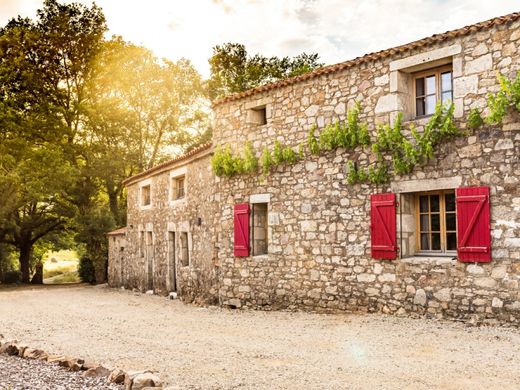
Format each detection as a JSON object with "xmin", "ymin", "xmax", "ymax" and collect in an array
[
  {"xmin": 141, "ymin": 185, "xmax": 151, "ymax": 207},
  {"xmin": 248, "ymin": 106, "xmax": 267, "ymax": 125}
]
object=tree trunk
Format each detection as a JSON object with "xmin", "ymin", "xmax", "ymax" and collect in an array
[
  {"xmin": 19, "ymin": 243, "xmax": 32, "ymax": 283},
  {"xmin": 31, "ymin": 262, "xmax": 43, "ymax": 284}
]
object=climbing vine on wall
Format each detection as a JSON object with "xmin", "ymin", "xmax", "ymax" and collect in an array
[{"xmin": 211, "ymin": 72, "xmax": 520, "ymax": 183}]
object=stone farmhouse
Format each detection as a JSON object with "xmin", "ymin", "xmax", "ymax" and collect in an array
[{"xmin": 108, "ymin": 13, "xmax": 520, "ymax": 325}]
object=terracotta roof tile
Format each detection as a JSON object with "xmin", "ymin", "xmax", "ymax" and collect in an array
[
  {"xmin": 106, "ymin": 227, "xmax": 127, "ymax": 236},
  {"xmin": 212, "ymin": 12, "xmax": 520, "ymax": 107},
  {"xmin": 123, "ymin": 143, "xmax": 212, "ymax": 186}
]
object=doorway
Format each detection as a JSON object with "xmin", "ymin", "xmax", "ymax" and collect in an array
[
  {"xmin": 146, "ymin": 231, "xmax": 153, "ymax": 291},
  {"xmin": 168, "ymin": 232, "xmax": 177, "ymax": 292}
]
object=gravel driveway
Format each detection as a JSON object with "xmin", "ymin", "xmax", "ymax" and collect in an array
[{"xmin": 0, "ymin": 285, "xmax": 519, "ymax": 389}]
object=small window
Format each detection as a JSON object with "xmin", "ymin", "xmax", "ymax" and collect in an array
[
  {"xmin": 171, "ymin": 175, "xmax": 185, "ymax": 200},
  {"xmin": 415, "ymin": 191, "xmax": 457, "ymax": 254},
  {"xmin": 252, "ymin": 203, "xmax": 268, "ymax": 256},
  {"xmin": 141, "ymin": 185, "xmax": 151, "ymax": 206},
  {"xmin": 414, "ymin": 65, "xmax": 452, "ymax": 117},
  {"xmin": 248, "ymin": 106, "xmax": 267, "ymax": 126},
  {"xmin": 179, "ymin": 232, "xmax": 189, "ymax": 267}
]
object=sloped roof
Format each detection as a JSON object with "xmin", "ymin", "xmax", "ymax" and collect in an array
[
  {"xmin": 122, "ymin": 143, "xmax": 213, "ymax": 186},
  {"xmin": 106, "ymin": 227, "xmax": 127, "ymax": 236},
  {"xmin": 212, "ymin": 11, "xmax": 520, "ymax": 107}
]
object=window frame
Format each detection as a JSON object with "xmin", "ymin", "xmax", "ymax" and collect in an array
[
  {"xmin": 414, "ymin": 190, "xmax": 457, "ymax": 256},
  {"xmin": 171, "ymin": 175, "xmax": 186, "ymax": 201},
  {"xmin": 138, "ymin": 179, "xmax": 153, "ymax": 210},
  {"xmin": 251, "ymin": 202, "xmax": 269, "ymax": 257},
  {"xmin": 248, "ymin": 105, "xmax": 268, "ymax": 126},
  {"xmin": 413, "ymin": 64, "xmax": 453, "ymax": 118}
]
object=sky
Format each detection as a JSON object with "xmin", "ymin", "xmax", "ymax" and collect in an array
[{"xmin": 0, "ymin": 0, "xmax": 518, "ymax": 78}]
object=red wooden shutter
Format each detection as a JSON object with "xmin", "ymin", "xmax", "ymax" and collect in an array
[
  {"xmin": 456, "ymin": 186, "xmax": 491, "ymax": 262},
  {"xmin": 370, "ymin": 193, "xmax": 397, "ymax": 260},
  {"xmin": 234, "ymin": 203, "xmax": 250, "ymax": 257}
]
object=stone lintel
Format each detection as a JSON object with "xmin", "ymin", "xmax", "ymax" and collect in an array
[
  {"xmin": 250, "ymin": 193, "xmax": 270, "ymax": 203},
  {"xmin": 391, "ymin": 176, "xmax": 462, "ymax": 193},
  {"xmin": 389, "ymin": 44, "xmax": 461, "ymax": 72}
]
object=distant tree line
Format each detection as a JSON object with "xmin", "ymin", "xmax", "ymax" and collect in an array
[{"xmin": 0, "ymin": 0, "xmax": 322, "ymax": 284}]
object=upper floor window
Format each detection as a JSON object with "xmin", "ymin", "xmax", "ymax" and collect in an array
[
  {"xmin": 248, "ymin": 106, "xmax": 267, "ymax": 126},
  {"xmin": 171, "ymin": 175, "xmax": 185, "ymax": 201},
  {"xmin": 141, "ymin": 185, "xmax": 151, "ymax": 207},
  {"xmin": 414, "ymin": 65, "xmax": 452, "ymax": 117}
]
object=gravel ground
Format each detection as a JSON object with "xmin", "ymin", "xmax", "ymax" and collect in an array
[
  {"xmin": 0, "ymin": 284, "xmax": 519, "ymax": 390},
  {"xmin": 0, "ymin": 354, "xmax": 123, "ymax": 390}
]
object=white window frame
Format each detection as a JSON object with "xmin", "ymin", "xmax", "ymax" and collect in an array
[
  {"xmin": 250, "ymin": 193, "xmax": 270, "ymax": 258},
  {"xmin": 139, "ymin": 178, "xmax": 153, "ymax": 210},
  {"xmin": 169, "ymin": 166, "xmax": 188, "ymax": 206}
]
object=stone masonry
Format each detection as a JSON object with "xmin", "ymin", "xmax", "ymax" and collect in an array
[
  {"xmin": 108, "ymin": 145, "xmax": 218, "ymax": 303},
  {"xmin": 109, "ymin": 13, "xmax": 520, "ymax": 325},
  {"xmin": 212, "ymin": 14, "xmax": 520, "ymax": 324}
]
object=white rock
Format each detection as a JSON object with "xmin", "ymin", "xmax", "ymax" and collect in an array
[
  {"xmin": 434, "ymin": 288, "xmax": 452, "ymax": 302},
  {"xmin": 492, "ymin": 297, "xmax": 503, "ymax": 308},
  {"xmin": 414, "ymin": 289, "xmax": 427, "ymax": 306},
  {"xmin": 494, "ymin": 139, "xmax": 514, "ymax": 150},
  {"xmin": 464, "ymin": 54, "xmax": 492, "ymax": 74},
  {"xmin": 453, "ymin": 75, "xmax": 478, "ymax": 98},
  {"xmin": 375, "ymin": 94, "xmax": 397, "ymax": 114},
  {"xmin": 374, "ymin": 74, "xmax": 389, "ymax": 86},
  {"xmin": 357, "ymin": 273, "xmax": 376, "ymax": 283},
  {"xmin": 305, "ymin": 105, "xmax": 319, "ymax": 117}
]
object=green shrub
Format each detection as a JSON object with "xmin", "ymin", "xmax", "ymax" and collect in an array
[
  {"xmin": 468, "ymin": 108, "xmax": 484, "ymax": 129},
  {"xmin": 260, "ymin": 146, "xmax": 273, "ymax": 175},
  {"xmin": 273, "ymin": 140, "xmax": 284, "ymax": 164},
  {"xmin": 486, "ymin": 72, "xmax": 520, "ymax": 124},
  {"xmin": 282, "ymin": 146, "xmax": 297, "ymax": 164},
  {"xmin": 307, "ymin": 125, "xmax": 320, "ymax": 155},
  {"xmin": 242, "ymin": 142, "xmax": 258, "ymax": 172},
  {"xmin": 78, "ymin": 256, "xmax": 96, "ymax": 284},
  {"xmin": 2, "ymin": 270, "xmax": 21, "ymax": 284}
]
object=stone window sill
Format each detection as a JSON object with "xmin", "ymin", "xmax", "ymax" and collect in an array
[
  {"xmin": 169, "ymin": 198, "xmax": 187, "ymax": 207},
  {"xmin": 252, "ymin": 254, "xmax": 268, "ymax": 260},
  {"xmin": 400, "ymin": 255, "xmax": 457, "ymax": 265}
]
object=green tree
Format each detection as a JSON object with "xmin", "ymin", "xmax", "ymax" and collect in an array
[
  {"xmin": 208, "ymin": 42, "xmax": 323, "ymax": 99},
  {"xmin": 0, "ymin": 0, "xmax": 105, "ymax": 283}
]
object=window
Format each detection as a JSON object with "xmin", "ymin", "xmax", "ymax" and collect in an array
[
  {"xmin": 415, "ymin": 191, "xmax": 457, "ymax": 254},
  {"xmin": 171, "ymin": 175, "xmax": 185, "ymax": 200},
  {"xmin": 179, "ymin": 232, "xmax": 189, "ymax": 267},
  {"xmin": 248, "ymin": 106, "xmax": 267, "ymax": 125},
  {"xmin": 141, "ymin": 185, "xmax": 151, "ymax": 207},
  {"xmin": 414, "ymin": 65, "xmax": 452, "ymax": 117},
  {"xmin": 252, "ymin": 203, "xmax": 268, "ymax": 256}
]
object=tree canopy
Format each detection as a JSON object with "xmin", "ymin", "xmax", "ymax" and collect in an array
[
  {"xmin": 208, "ymin": 42, "xmax": 323, "ymax": 100},
  {"xmin": 0, "ymin": 1, "xmax": 322, "ymax": 284}
]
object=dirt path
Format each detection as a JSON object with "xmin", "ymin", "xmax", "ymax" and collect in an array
[{"xmin": 0, "ymin": 285, "xmax": 519, "ymax": 389}]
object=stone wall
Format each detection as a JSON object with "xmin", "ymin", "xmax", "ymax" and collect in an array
[
  {"xmin": 117, "ymin": 150, "xmax": 218, "ymax": 303},
  {"xmin": 212, "ymin": 19, "xmax": 520, "ymax": 324},
  {"xmin": 107, "ymin": 231, "xmax": 126, "ymax": 287}
]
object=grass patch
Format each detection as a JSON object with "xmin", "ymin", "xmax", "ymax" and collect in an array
[
  {"xmin": 46, "ymin": 271, "xmax": 80, "ymax": 284},
  {"xmin": 43, "ymin": 250, "xmax": 80, "ymax": 283}
]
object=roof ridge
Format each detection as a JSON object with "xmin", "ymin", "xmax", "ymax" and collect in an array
[
  {"xmin": 122, "ymin": 142, "xmax": 213, "ymax": 186},
  {"xmin": 212, "ymin": 11, "xmax": 520, "ymax": 107}
]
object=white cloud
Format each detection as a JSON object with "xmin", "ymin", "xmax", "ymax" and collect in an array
[{"xmin": 1, "ymin": 0, "xmax": 518, "ymax": 77}]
